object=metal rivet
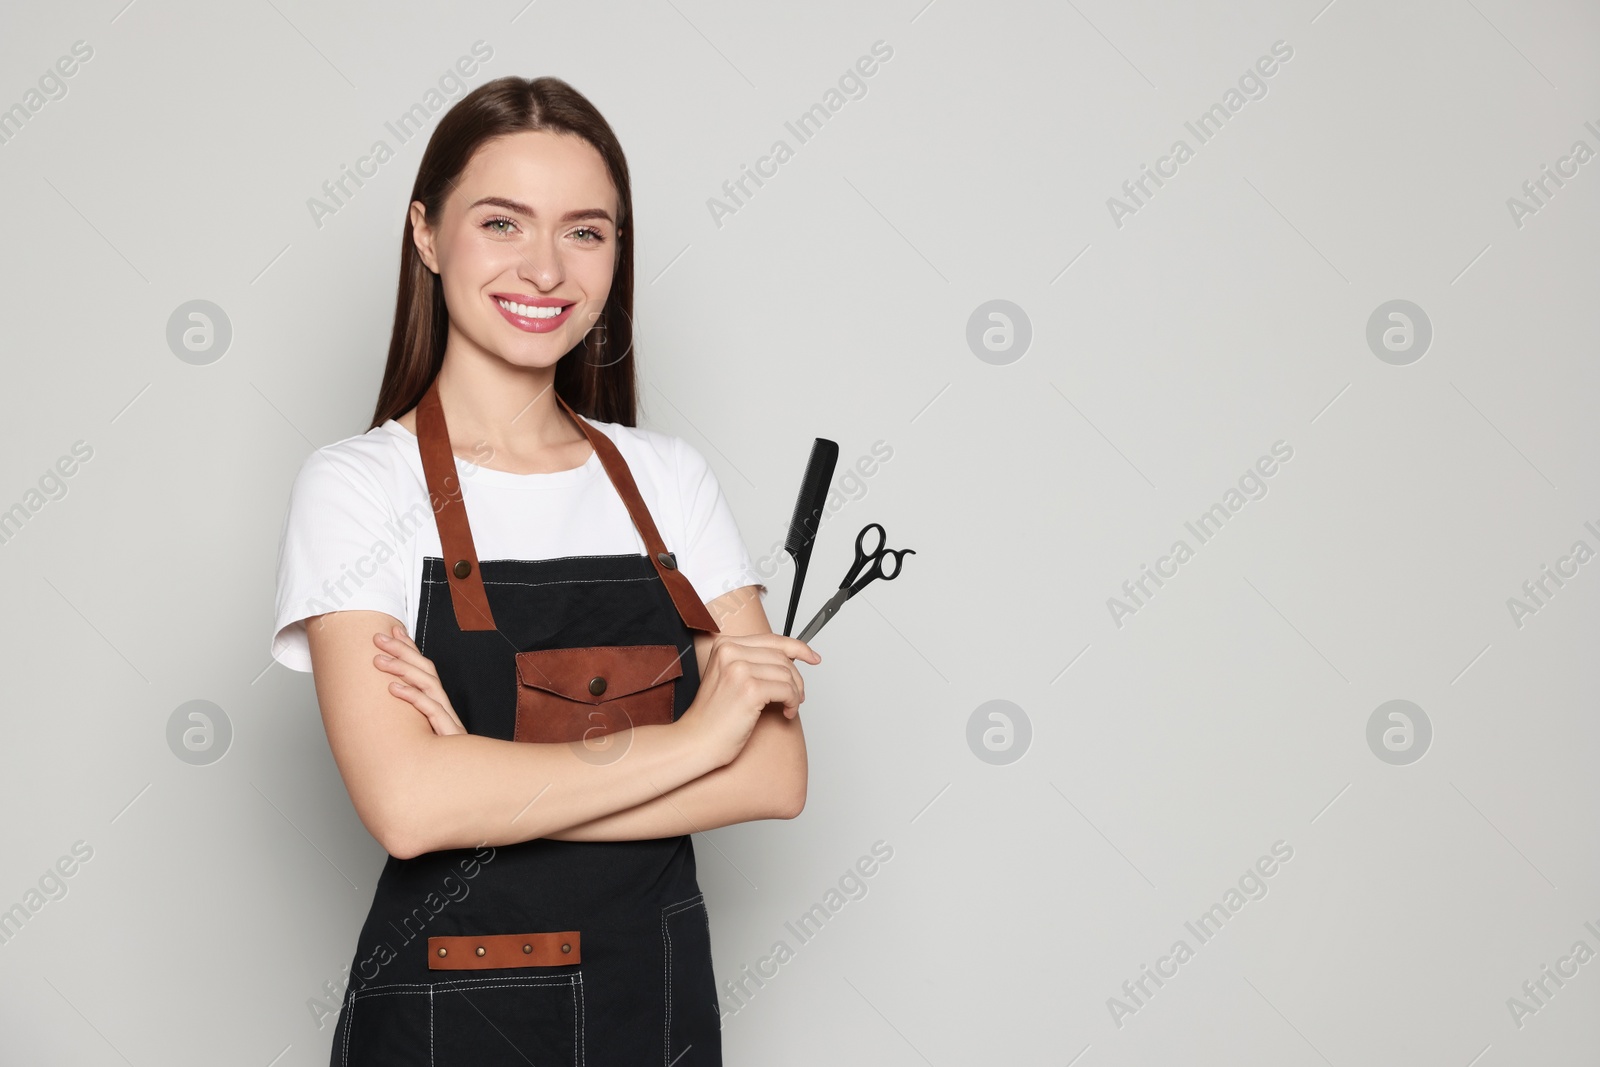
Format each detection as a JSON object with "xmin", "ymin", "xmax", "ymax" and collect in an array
[
  {"xmin": 589, "ymin": 676, "xmax": 607, "ymax": 696},
  {"xmin": 656, "ymin": 551, "xmax": 677, "ymax": 570},
  {"xmin": 437, "ymin": 947, "xmax": 447, "ymax": 957},
  {"xmin": 523, "ymin": 943, "xmax": 533, "ymax": 954},
  {"xmin": 562, "ymin": 943, "xmax": 571, "ymax": 953},
  {"xmin": 475, "ymin": 945, "xmax": 486, "ymax": 956},
  {"xmin": 453, "ymin": 559, "xmax": 472, "ymax": 579}
]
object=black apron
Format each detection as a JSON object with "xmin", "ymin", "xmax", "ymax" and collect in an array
[{"xmin": 328, "ymin": 378, "xmax": 724, "ymax": 1066}]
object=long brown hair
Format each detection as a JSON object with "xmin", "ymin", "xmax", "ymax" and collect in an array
[{"xmin": 368, "ymin": 76, "xmax": 637, "ymax": 430}]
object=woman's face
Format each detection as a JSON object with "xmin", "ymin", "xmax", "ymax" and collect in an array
[{"xmin": 411, "ymin": 129, "xmax": 621, "ymax": 371}]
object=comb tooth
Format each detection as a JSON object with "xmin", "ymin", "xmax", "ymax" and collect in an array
[{"xmin": 787, "ymin": 442, "xmax": 827, "ymax": 540}]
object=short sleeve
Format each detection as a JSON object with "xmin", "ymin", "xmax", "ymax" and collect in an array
[
  {"xmin": 270, "ymin": 446, "xmax": 410, "ymax": 673},
  {"xmin": 674, "ymin": 436, "xmax": 766, "ymax": 607}
]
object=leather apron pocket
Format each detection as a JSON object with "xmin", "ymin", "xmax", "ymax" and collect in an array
[{"xmin": 514, "ymin": 643, "xmax": 683, "ymax": 744}]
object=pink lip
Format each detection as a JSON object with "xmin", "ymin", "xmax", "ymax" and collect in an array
[
  {"xmin": 491, "ymin": 294, "xmax": 575, "ymax": 334},
  {"xmin": 492, "ymin": 292, "xmax": 571, "ymax": 307}
]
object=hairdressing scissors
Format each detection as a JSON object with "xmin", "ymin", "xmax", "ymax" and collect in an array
[{"xmin": 795, "ymin": 523, "xmax": 915, "ymax": 643}]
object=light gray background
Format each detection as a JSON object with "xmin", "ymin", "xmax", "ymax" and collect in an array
[{"xmin": 1, "ymin": 1, "xmax": 1596, "ymax": 1063}]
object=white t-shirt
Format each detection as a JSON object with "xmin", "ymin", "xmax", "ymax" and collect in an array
[{"xmin": 270, "ymin": 416, "xmax": 766, "ymax": 673}]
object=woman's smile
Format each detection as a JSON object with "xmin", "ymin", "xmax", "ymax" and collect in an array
[{"xmin": 491, "ymin": 293, "xmax": 576, "ymax": 333}]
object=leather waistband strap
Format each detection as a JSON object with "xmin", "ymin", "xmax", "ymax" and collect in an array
[
  {"xmin": 428, "ymin": 931, "xmax": 581, "ymax": 970},
  {"xmin": 414, "ymin": 377, "xmax": 720, "ymax": 636}
]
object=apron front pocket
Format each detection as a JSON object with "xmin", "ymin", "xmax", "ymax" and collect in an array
[
  {"xmin": 662, "ymin": 893, "xmax": 721, "ymax": 1066},
  {"xmin": 432, "ymin": 974, "xmax": 584, "ymax": 1067},
  {"xmin": 514, "ymin": 643, "xmax": 683, "ymax": 744},
  {"xmin": 342, "ymin": 987, "xmax": 432, "ymax": 1067}
]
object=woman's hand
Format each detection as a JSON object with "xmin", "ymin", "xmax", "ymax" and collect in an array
[
  {"xmin": 681, "ymin": 632, "xmax": 819, "ymax": 767},
  {"xmin": 372, "ymin": 624, "xmax": 466, "ymax": 736}
]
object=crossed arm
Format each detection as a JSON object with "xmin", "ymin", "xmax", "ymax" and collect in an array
[
  {"xmin": 307, "ymin": 584, "xmax": 807, "ymax": 854},
  {"xmin": 545, "ymin": 586, "xmax": 807, "ymax": 841}
]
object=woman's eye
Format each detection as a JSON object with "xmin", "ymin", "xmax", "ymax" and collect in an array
[
  {"xmin": 483, "ymin": 216, "xmax": 515, "ymax": 234},
  {"xmin": 572, "ymin": 227, "xmax": 605, "ymax": 243}
]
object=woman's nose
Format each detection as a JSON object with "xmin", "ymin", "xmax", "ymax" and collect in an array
[{"xmin": 518, "ymin": 240, "xmax": 563, "ymax": 290}]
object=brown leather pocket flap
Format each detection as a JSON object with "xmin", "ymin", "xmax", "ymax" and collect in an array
[{"xmin": 515, "ymin": 643, "xmax": 684, "ymax": 705}]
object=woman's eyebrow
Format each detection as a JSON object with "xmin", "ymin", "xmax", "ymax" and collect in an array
[{"xmin": 468, "ymin": 196, "xmax": 613, "ymax": 223}]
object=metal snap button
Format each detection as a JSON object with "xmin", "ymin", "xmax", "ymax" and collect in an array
[
  {"xmin": 437, "ymin": 947, "xmax": 448, "ymax": 957},
  {"xmin": 523, "ymin": 943, "xmax": 533, "ymax": 954},
  {"xmin": 475, "ymin": 945, "xmax": 486, "ymax": 956},
  {"xmin": 656, "ymin": 551, "xmax": 677, "ymax": 570},
  {"xmin": 589, "ymin": 676, "xmax": 607, "ymax": 696},
  {"xmin": 453, "ymin": 559, "xmax": 472, "ymax": 579},
  {"xmin": 562, "ymin": 943, "xmax": 572, "ymax": 954}
]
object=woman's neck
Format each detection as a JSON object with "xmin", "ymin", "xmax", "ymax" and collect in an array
[{"xmin": 396, "ymin": 348, "xmax": 593, "ymax": 475}]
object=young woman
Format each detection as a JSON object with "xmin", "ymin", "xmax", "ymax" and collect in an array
[{"xmin": 270, "ymin": 76, "xmax": 818, "ymax": 1066}]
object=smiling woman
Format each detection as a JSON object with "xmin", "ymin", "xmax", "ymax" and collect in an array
[{"xmin": 271, "ymin": 76, "xmax": 816, "ymax": 1067}]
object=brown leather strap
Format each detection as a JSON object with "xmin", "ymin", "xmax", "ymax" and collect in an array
[
  {"xmin": 557, "ymin": 392, "xmax": 721, "ymax": 636},
  {"xmin": 413, "ymin": 377, "xmax": 721, "ymax": 635},
  {"xmin": 416, "ymin": 380, "xmax": 497, "ymax": 632},
  {"xmin": 428, "ymin": 931, "xmax": 581, "ymax": 970}
]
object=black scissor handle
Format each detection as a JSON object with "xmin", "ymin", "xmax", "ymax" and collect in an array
[
  {"xmin": 872, "ymin": 547, "xmax": 916, "ymax": 581},
  {"xmin": 846, "ymin": 521, "xmax": 915, "ymax": 594},
  {"xmin": 839, "ymin": 523, "xmax": 884, "ymax": 589},
  {"xmin": 855, "ymin": 523, "xmax": 886, "ymax": 560}
]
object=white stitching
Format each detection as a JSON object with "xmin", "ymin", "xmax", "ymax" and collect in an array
[
  {"xmin": 663, "ymin": 897, "xmax": 704, "ymax": 914},
  {"xmin": 423, "ymin": 575, "xmax": 657, "ymax": 589},
  {"xmin": 509, "ymin": 643, "xmax": 519, "ymax": 733},
  {"xmin": 662, "ymin": 905, "xmax": 671, "ymax": 1066},
  {"xmin": 434, "ymin": 981, "xmax": 580, "ymax": 992},
  {"xmin": 349, "ymin": 974, "xmax": 578, "ymax": 995},
  {"xmin": 343, "ymin": 986, "xmax": 354, "ymax": 1067},
  {"xmin": 457, "ymin": 552, "xmax": 645, "ymax": 566},
  {"xmin": 576, "ymin": 971, "xmax": 586, "ymax": 1067},
  {"xmin": 418, "ymin": 564, "xmax": 434, "ymax": 656},
  {"xmin": 429, "ymin": 984, "xmax": 435, "ymax": 1067},
  {"xmin": 662, "ymin": 893, "xmax": 705, "ymax": 1066},
  {"xmin": 701, "ymin": 902, "xmax": 716, "ymax": 1033}
]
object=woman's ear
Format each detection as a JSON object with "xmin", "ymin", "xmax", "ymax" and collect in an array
[{"xmin": 409, "ymin": 200, "xmax": 440, "ymax": 274}]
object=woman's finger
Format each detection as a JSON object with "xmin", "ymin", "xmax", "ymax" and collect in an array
[
  {"xmin": 710, "ymin": 631, "xmax": 821, "ymax": 667},
  {"xmin": 713, "ymin": 642, "xmax": 816, "ymax": 675},
  {"xmin": 370, "ymin": 635, "xmax": 467, "ymax": 736},
  {"xmin": 725, "ymin": 631, "xmax": 821, "ymax": 665},
  {"xmin": 388, "ymin": 679, "xmax": 466, "ymax": 736},
  {"xmin": 371, "ymin": 653, "xmax": 446, "ymax": 699},
  {"xmin": 389, "ymin": 679, "xmax": 459, "ymax": 734},
  {"xmin": 384, "ymin": 625, "xmax": 426, "ymax": 658},
  {"xmin": 740, "ymin": 662, "xmax": 804, "ymax": 712},
  {"xmin": 374, "ymin": 626, "xmax": 441, "ymax": 683}
]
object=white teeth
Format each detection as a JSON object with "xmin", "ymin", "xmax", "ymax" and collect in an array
[{"xmin": 497, "ymin": 298, "xmax": 566, "ymax": 319}]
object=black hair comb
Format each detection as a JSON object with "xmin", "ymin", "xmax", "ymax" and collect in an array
[{"xmin": 781, "ymin": 438, "xmax": 839, "ymax": 637}]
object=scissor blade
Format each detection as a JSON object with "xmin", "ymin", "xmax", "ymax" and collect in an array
[{"xmin": 795, "ymin": 588, "xmax": 850, "ymax": 644}]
